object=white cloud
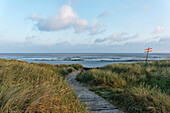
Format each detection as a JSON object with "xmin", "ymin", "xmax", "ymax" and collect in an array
[
  {"xmin": 60, "ymin": 5, "xmax": 78, "ymax": 20},
  {"xmin": 152, "ymin": 26, "xmax": 165, "ymax": 34},
  {"xmin": 73, "ymin": 19, "xmax": 88, "ymax": 33},
  {"xmin": 28, "ymin": 5, "xmax": 111, "ymax": 34},
  {"xmin": 89, "ymin": 19, "xmax": 105, "ymax": 35},
  {"xmin": 29, "ymin": 5, "xmax": 88, "ymax": 33}
]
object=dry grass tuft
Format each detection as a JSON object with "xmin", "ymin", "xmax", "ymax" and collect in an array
[{"xmin": 0, "ymin": 59, "xmax": 87, "ymax": 113}]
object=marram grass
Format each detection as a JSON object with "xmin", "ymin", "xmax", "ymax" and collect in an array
[
  {"xmin": 0, "ymin": 59, "xmax": 87, "ymax": 113},
  {"xmin": 76, "ymin": 60, "xmax": 170, "ymax": 113}
]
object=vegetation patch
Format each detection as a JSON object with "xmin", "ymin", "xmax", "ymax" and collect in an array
[
  {"xmin": 0, "ymin": 59, "xmax": 87, "ymax": 113},
  {"xmin": 76, "ymin": 60, "xmax": 170, "ymax": 113}
]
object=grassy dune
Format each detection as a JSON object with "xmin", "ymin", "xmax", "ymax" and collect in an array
[
  {"xmin": 0, "ymin": 59, "xmax": 87, "ymax": 113},
  {"xmin": 76, "ymin": 60, "xmax": 170, "ymax": 113}
]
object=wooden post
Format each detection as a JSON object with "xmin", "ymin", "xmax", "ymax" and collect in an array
[{"xmin": 146, "ymin": 51, "xmax": 148, "ymax": 62}]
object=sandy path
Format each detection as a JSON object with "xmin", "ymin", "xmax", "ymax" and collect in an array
[{"xmin": 67, "ymin": 71, "xmax": 124, "ymax": 113}]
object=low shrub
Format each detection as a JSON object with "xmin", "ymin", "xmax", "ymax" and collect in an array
[{"xmin": 67, "ymin": 67, "xmax": 74, "ymax": 73}]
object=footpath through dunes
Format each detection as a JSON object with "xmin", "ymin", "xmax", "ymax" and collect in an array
[{"xmin": 67, "ymin": 71, "xmax": 124, "ymax": 113}]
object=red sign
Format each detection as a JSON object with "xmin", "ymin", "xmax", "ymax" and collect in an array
[{"xmin": 144, "ymin": 47, "xmax": 152, "ymax": 53}]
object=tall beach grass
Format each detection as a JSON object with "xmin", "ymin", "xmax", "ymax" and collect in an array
[
  {"xmin": 76, "ymin": 60, "xmax": 170, "ymax": 113},
  {"xmin": 0, "ymin": 59, "xmax": 87, "ymax": 113}
]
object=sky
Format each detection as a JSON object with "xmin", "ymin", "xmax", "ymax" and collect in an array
[{"xmin": 0, "ymin": 0, "xmax": 170, "ymax": 53}]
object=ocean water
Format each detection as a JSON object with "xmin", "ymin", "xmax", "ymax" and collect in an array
[{"xmin": 0, "ymin": 53, "xmax": 170, "ymax": 68}]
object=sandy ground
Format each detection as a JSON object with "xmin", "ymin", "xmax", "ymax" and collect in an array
[{"xmin": 67, "ymin": 71, "xmax": 124, "ymax": 113}]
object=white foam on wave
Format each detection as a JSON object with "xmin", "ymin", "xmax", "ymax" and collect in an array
[{"xmin": 6, "ymin": 55, "xmax": 169, "ymax": 62}]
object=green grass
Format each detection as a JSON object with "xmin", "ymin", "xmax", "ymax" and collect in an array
[
  {"xmin": 76, "ymin": 60, "xmax": 170, "ymax": 113},
  {"xmin": 31, "ymin": 62, "xmax": 83, "ymax": 78},
  {"xmin": 0, "ymin": 59, "xmax": 87, "ymax": 113}
]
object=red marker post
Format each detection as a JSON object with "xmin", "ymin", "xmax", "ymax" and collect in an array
[{"xmin": 144, "ymin": 47, "xmax": 152, "ymax": 62}]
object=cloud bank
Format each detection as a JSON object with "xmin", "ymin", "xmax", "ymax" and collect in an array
[
  {"xmin": 1, "ymin": 35, "xmax": 170, "ymax": 53},
  {"xmin": 95, "ymin": 32, "xmax": 139, "ymax": 45}
]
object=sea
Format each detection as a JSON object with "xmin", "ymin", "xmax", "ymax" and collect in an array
[{"xmin": 0, "ymin": 53, "xmax": 170, "ymax": 68}]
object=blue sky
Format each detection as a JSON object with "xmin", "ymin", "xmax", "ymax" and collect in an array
[{"xmin": 0, "ymin": 0, "xmax": 170, "ymax": 53}]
